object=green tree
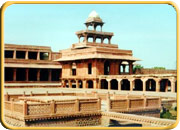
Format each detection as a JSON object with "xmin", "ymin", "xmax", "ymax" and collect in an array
[{"xmin": 133, "ymin": 65, "xmax": 143, "ymax": 73}]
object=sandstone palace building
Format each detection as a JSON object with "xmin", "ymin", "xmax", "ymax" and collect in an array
[{"xmin": 4, "ymin": 11, "xmax": 177, "ymax": 93}]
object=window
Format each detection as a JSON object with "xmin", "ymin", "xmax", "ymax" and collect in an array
[
  {"xmin": 5, "ymin": 50, "xmax": 13, "ymax": 58},
  {"xmin": 28, "ymin": 52, "xmax": 37, "ymax": 59},
  {"xmin": 16, "ymin": 51, "xmax": 25, "ymax": 59},
  {"xmin": 72, "ymin": 69, "xmax": 76, "ymax": 76},
  {"xmin": 40, "ymin": 52, "xmax": 49, "ymax": 60},
  {"xmin": 88, "ymin": 63, "xmax": 92, "ymax": 74}
]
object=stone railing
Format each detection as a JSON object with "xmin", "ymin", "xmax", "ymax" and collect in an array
[
  {"xmin": 4, "ymin": 98, "xmax": 101, "ymax": 121},
  {"xmin": 102, "ymin": 111, "xmax": 176, "ymax": 127},
  {"xmin": 108, "ymin": 96, "xmax": 161, "ymax": 112}
]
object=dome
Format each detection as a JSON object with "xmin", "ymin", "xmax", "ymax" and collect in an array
[{"xmin": 88, "ymin": 10, "xmax": 100, "ymax": 18}]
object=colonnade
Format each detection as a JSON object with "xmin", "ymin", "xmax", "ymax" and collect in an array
[{"xmin": 61, "ymin": 77, "xmax": 177, "ymax": 93}]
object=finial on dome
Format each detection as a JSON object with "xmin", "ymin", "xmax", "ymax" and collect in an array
[
  {"xmin": 86, "ymin": 10, "xmax": 103, "ymax": 23},
  {"xmin": 88, "ymin": 10, "xmax": 100, "ymax": 18}
]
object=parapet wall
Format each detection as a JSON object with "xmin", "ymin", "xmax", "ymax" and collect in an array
[{"xmin": 135, "ymin": 69, "xmax": 176, "ymax": 74}]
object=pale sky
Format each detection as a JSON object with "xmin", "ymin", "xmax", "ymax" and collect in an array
[{"xmin": 4, "ymin": 4, "xmax": 177, "ymax": 69}]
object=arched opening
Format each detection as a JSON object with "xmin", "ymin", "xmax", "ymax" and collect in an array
[
  {"xmin": 146, "ymin": 79, "xmax": 156, "ymax": 91},
  {"xmin": 160, "ymin": 79, "xmax": 171, "ymax": 92},
  {"xmin": 96, "ymin": 38, "xmax": 101, "ymax": 43},
  {"xmin": 78, "ymin": 80, "xmax": 83, "ymax": 88},
  {"xmin": 88, "ymin": 37, "xmax": 93, "ymax": 43},
  {"xmin": 87, "ymin": 25, "xmax": 93, "ymax": 30},
  {"xmin": 104, "ymin": 61, "xmax": 110, "ymax": 75},
  {"xmin": 79, "ymin": 37, "xmax": 84, "ymax": 43},
  {"xmin": 64, "ymin": 80, "xmax": 69, "ymax": 88},
  {"xmin": 101, "ymin": 79, "xmax": 108, "ymax": 89},
  {"xmin": 71, "ymin": 80, "xmax": 76, "ymax": 88},
  {"xmin": 96, "ymin": 25, "xmax": 101, "ymax": 31},
  {"xmin": 111, "ymin": 79, "xmax": 118, "ymax": 90},
  {"xmin": 87, "ymin": 80, "xmax": 93, "ymax": 89},
  {"xmin": 134, "ymin": 79, "xmax": 143, "ymax": 91},
  {"xmin": 103, "ymin": 38, "xmax": 109, "ymax": 44},
  {"xmin": 121, "ymin": 79, "xmax": 130, "ymax": 90}
]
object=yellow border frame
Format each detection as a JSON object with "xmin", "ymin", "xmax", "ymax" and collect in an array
[{"xmin": 0, "ymin": 1, "xmax": 179, "ymax": 130}]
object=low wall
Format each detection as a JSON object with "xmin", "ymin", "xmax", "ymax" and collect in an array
[
  {"xmin": 108, "ymin": 96, "xmax": 161, "ymax": 113},
  {"xmin": 135, "ymin": 69, "xmax": 176, "ymax": 74},
  {"xmin": 4, "ymin": 97, "xmax": 101, "ymax": 121}
]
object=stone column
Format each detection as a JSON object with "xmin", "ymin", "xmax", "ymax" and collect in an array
[
  {"xmin": 101, "ymin": 37, "xmax": 104, "ymax": 44},
  {"xmin": 142, "ymin": 79, "xmax": 147, "ymax": 92},
  {"xmin": 25, "ymin": 51, "xmax": 28, "ymax": 60},
  {"xmin": 76, "ymin": 80, "xmax": 79, "ymax": 88},
  {"xmin": 129, "ymin": 79, "xmax": 134, "ymax": 91},
  {"xmin": 48, "ymin": 52, "xmax": 51, "ymax": 60},
  {"xmin": 170, "ymin": 79, "xmax": 175, "ymax": 93},
  {"xmin": 48, "ymin": 69, "xmax": 52, "ymax": 81},
  {"xmin": 93, "ymin": 36, "xmax": 96, "ymax": 43},
  {"xmin": 61, "ymin": 79, "xmax": 65, "ymax": 87},
  {"xmin": 37, "ymin": 69, "xmax": 40, "ymax": 81},
  {"xmin": 25, "ymin": 68, "xmax": 29, "ymax": 81},
  {"xmin": 68, "ymin": 80, "xmax": 72, "ymax": 88},
  {"xmin": 165, "ymin": 80, "xmax": 169, "ymax": 92},
  {"xmin": 107, "ymin": 79, "xmax": 111, "ymax": 90},
  {"xmin": 13, "ymin": 68, "xmax": 16, "ymax": 81},
  {"xmin": 117, "ymin": 79, "xmax": 122, "ymax": 91},
  {"xmin": 155, "ymin": 79, "xmax": 160, "ymax": 92},
  {"xmin": 129, "ymin": 61, "xmax": 133, "ymax": 74},
  {"xmin": 108, "ymin": 37, "xmax": 111, "ymax": 44},
  {"xmin": 122, "ymin": 65, "xmax": 126, "ymax": 73},
  {"xmin": 98, "ymin": 79, "xmax": 101, "ymax": 89},
  {"xmin": 93, "ymin": 80, "xmax": 97, "ymax": 89},
  {"xmin": 13, "ymin": 50, "xmax": 16, "ymax": 59},
  {"xmin": 37, "ymin": 51, "xmax": 40, "ymax": 60},
  {"xmin": 83, "ymin": 80, "xmax": 87, "ymax": 89}
]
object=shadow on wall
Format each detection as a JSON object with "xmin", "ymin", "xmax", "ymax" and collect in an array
[{"xmin": 108, "ymin": 120, "xmax": 142, "ymax": 127}]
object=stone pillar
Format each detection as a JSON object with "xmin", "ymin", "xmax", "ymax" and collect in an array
[
  {"xmin": 37, "ymin": 69, "xmax": 40, "ymax": 81},
  {"xmin": 50, "ymin": 100, "xmax": 55, "ymax": 114},
  {"xmin": 23, "ymin": 100, "xmax": 28, "ymax": 116},
  {"xmin": 13, "ymin": 68, "xmax": 16, "ymax": 81},
  {"xmin": 75, "ymin": 98, "xmax": 79, "ymax": 112},
  {"xmin": 170, "ymin": 79, "xmax": 175, "ymax": 93},
  {"xmin": 93, "ymin": 36, "xmax": 96, "ymax": 43},
  {"xmin": 101, "ymin": 37, "xmax": 104, "ymax": 44},
  {"xmin": 76, "ymin": 80, "xmax": 79, "ymax": 88},
  {"xmin": 83, "ymin": 80, "xmax": 87, "ymax": 89},
  {"xmin": 142, "ymin": 79, "xmax": 147, "ymax": 92},
  {"xmin": 129, "ymin": 79, "xmax": 134, "ymax": 91},
  {"xmin": 117, "ymin": 79, "xmax": 122, "ymax": 91},
  {"xmin": 122, "ymin": 65, "xmax": 126, "ymax": 73},
  {"xmin": 129, "ymin": 61, "xmax": 133, "ymax": 74},
  {"xmin": 37, "ymin": 51, "xmax": 40, "ymax": 60},
  {"xmin": 108, "ymin": 37, "xmax": 111, "ymax": 44},
  {"xmin": 48, "ymin": 52, "xmax": 51, "ymax": 60},
  {"xmin": 93, "ymin": 80, "xmax": 97, "ymax": 89},
  {"xmin": 98, "ymin": 79, "xmax": 101, "ymax": 89},
  {"xmin": 155, "ymin": 79, "xmax": 160, "ymax": 92},
  {"xmin": 165, "ymin": 80, "xmax": 169, "ymax": 92},
  {"xmin": 25, "ymin": 51, "xmax": 28, "ymax": 60},
  {"xmin": 68, "ymin": 80, "xmax": 72, "ymax": 88},
  {"xmin": 48, "ymin": 69, "xmax": 52, "ymax": 81},
  {"xmin": 107, "ymin": 79, "xmax": 111, "ymax": 90},
  {"xmin": 13, "ymin": 50, "xmax": 16, "ymax": 59},
  {"xmin": 25, "ymin": 68, "xmax": 29, "ymax": 81}
]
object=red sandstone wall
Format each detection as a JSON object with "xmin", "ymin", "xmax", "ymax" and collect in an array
[{"xmin": 135, "ymin": 69, "xmax": 176, "ymax": 74}]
